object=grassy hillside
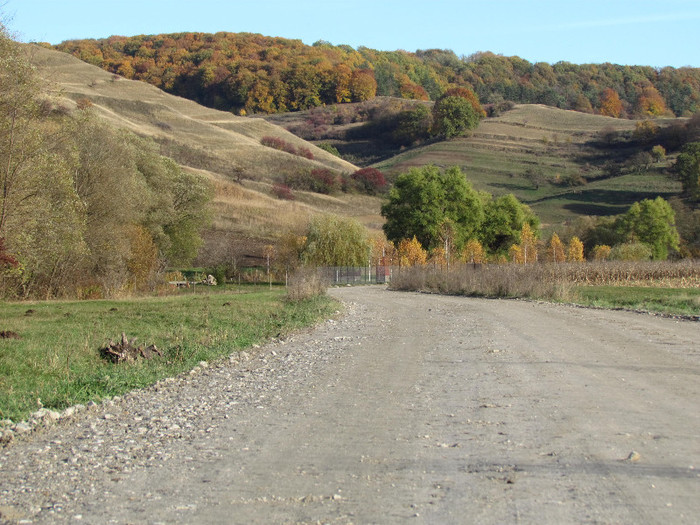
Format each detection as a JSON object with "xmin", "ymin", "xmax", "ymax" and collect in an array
[
  {"xmin": 373, "ymin": 104, "xmax": 684, "ymax": 228},
  {"xmin": 31, "ymin": 45, "xmax": 690, "ymax": 261},
  {"xmin": 29, "ymin": 45, "xmax": 385, "ymax": 264}
]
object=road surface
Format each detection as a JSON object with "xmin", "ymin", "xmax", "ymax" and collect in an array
[{"xmin": 1, "ymin": 287, "xmax": 698, "ymax": 524}]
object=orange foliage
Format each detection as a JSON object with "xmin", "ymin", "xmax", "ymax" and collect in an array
[{"xmin": 599, "ymin": 88, "xmax": 623, "ymax": 118}]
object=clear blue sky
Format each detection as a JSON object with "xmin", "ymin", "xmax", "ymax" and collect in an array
[{"xmin": 4, "ymin": 0, "xmax": 700, "ymax": 68}]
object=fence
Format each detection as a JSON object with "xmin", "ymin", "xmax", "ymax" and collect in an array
[{"xmin": 320, "ymin": 266, "xmax": 394, "ymax": 285}]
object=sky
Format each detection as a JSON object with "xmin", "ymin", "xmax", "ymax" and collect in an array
[{"xmin": 3, "ymin": 0, "xmax": 700, "ymax": 68}]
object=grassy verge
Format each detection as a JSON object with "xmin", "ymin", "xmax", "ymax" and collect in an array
[
  {"xmin": 572, "ymin": 285, "xmax": 700, "ymax": 317},
  {"xmin": 0, "ymin": 286, "xmax": 338, "ymax": 422}
]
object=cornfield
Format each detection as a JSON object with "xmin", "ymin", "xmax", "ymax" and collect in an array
[{"xmin": 389, "ymin": 260, "xmax": 700, "ymax": 300}]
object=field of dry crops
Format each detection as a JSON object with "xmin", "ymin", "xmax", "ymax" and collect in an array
[{"xmin": 389, "ymin": 260, "xmax": 700, "ymax": 304}]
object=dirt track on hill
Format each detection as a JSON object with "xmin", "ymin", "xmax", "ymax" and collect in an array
[{"xmin": 1, "ymin": 287, "xmax": 699, "ymax": 524}]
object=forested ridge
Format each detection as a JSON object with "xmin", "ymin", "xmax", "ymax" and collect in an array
[{"xmin": 52, "ymin": 32, "xmax": 700, "ymax": 117}]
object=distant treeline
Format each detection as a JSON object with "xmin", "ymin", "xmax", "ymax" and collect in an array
[{"xmin": 52, "ymin": 32, "xmax": 700, "ymax": 117}]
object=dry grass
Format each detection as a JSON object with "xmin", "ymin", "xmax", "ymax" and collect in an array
[
  {"xmin": 286, "ymin": 267, "xmax": 330, "ymax": 301},
  {"xmin": 389, "ymin": 260, "xmax": 700, "ymax": 301}
]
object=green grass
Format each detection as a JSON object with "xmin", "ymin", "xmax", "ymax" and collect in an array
[
  {"xmin": 572, "ymin": 285, "xmax": 700, "ymax": 316},
  {"xmin": 0, "ymin": 286, "xmax": 338, "ymax": 422}
]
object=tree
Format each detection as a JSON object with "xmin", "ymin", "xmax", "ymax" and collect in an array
[
  {"xmin": 599, "ymin": 88, "xmax": 623, "ymax": 118},
  {"xmin": 480, "ymin": 194, "xmax": 539, "ymax": 255},
  {"xmin": 301, "ymin": 214, "xmax": 369, "ymax": 266},
  {"xmin": 591, "ymin": 244, "xmax": 612, "ymax": 261},
  {"xmin": 462, "ymin": 238, "xmax": 485, "ymax": 264},
  {"xmin": 431, "ymin": 95, "xmax": 482, "ymax": 138},
  {"xmin": 616, "ymin": 197, "xmax": 680, "ymax": 260},
  {"xmin": 349, "ymin": 69, "xmax": 377, "ymax": 102},
  {"xmin": 567, "ymin": 236, "xmax": 584, "ymax": 262},
  {"xmin": 397, "ymin": 236, "xmax": 427, "ymax": 267},
  {"xmin": 519, "ymin": 222, "xmax": 539, "ymax": 263},
  {"xmin": 381, "ymin": 165, "xmax": 484, "ymax": 252},
  {"xmin": 674, "ymin": 142, "xmax": 700, "ymax": 202},
  {"xmin": 546, "ymin": 233, "xmax": 566, "ymax": 262},
  {"xmin": 635, "ymin": 86, "xmax": 668, "ymax": 117}
]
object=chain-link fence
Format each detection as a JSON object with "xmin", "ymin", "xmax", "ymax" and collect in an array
[{"xmin": 319, "ymin": 266, "xmax": 394, "ymax": 285}]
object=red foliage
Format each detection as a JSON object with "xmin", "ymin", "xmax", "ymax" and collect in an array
[
  {"xmin": 260, "ymin": 136, "xmax": 313, "ymax": 159},
  {"xmin": 351, "ymin": 167, "xmax": 387, "ymax": 194},
  {"xmin": 0, "ymin": 237, "xmax": 18, "ymax": 268},
  {"xmin": 272, "ymin": 182, "xmax": 295, "ymax": 200}
]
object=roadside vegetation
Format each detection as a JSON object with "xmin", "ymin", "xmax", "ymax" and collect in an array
[
  {"xmin": 0, "ymin": 285, "xmax": 338, "ymax": 423},
  {"xmin": 0, "ymin": 25, "xmax": 212, "ymax": 300},
  {"xmin": 389, "ymin": 260, "xmax": 700, "ymax": 316}
]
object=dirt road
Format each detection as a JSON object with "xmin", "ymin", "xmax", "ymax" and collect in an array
[{"xmin": 1, "ymin": 287, "xmax": 699, "ymax": 524}]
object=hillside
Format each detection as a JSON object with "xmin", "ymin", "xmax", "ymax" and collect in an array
[
  {"xmin": 259, "ymin": 100, "xmax": 688, "ymax": 230},
  {"xmin": 29, "ymin": 45, "xmax": 384, "ymax": 265},
  {"xmin": 373, "ymin": 104, "xmax": 685, "ymax": 227},
  {"xmin": 53, "ymin": 33, "xmax": 700, "ymax": 118},
  {"xmin": 29, "ymin": 45, "xmax": 695, "ymax": 262}
]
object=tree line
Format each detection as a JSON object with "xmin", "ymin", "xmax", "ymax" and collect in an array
[
  {"xmin": 52, "ymin": 33, "xmax": 700, "ymax": 117},
  {"xmin": 0, "ymin": 27, "xmax": 212, "ymax": 299}
]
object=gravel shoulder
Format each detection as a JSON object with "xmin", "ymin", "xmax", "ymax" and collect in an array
[{"xmin": 1, "ymin": 286, "xmax": 699, "ymax": 524}]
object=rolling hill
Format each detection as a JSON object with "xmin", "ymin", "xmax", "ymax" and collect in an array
[
  {"xmin": 30, "ymin": 44, "xmax": 692, "ymax": 264},
  {"xmin": 29, "ymin": 44, "xmax": 384, "ymax": 265}
]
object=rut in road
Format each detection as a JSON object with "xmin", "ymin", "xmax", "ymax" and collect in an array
[{"xmin": 0, "ymin": 286, "xmax": 698, "ymax": 524}]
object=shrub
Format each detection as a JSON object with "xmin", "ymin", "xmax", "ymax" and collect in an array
[
  {"xmin": 273, "ymin": 182, "xmax": 295, "ymax": 200},
  {"xmin": 286, "ymin": 267, "xmax": 328, "ymax": 301},
  {"xmin": 317, "ymin": 143, "xmax": 341, "ymax": 157},
  {"xmin": 351, "ymin": 167, "xmax": 387, "ymax": 195},
  {"xmin": 260, "ymin": 136, "xmax": 313, "ymax": 159}
]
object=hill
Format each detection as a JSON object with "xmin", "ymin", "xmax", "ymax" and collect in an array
[
  {"xmin": 29, "ymin": 44, "xmax": 384, "ymax": 265},
  {"xmin": 259, "ymin": 100, "xmax": 690, "ymax": 231},
  {"xmin": 30, "ymin": 45, "xmax": 696, "ymax": 262},
  {"xmin": 52, "ymin": 33, "xmax": 700, "ymax": 118},
  {"xmin": 373, "ymin": 104, "xmax": 684, "ymax": 228}
]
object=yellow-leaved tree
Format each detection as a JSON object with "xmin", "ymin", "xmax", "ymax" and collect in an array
[
  {"xmin": 546, "ymin": 233, "xmax": 566, "ymax": 263},
  {"xmin": 462, "ymin": 238, "xmax": 486, "ymax": 264},
  {"xmin": 397, "ymin": 236, "xmax": 427, "ymax": 267},
  {"xmin": 567, "ymin": 236, "xmax": 585, "ymax": 262}
]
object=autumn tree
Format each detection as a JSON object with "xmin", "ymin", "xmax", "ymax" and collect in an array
[
  {"xmin": 591, "ymin": 244, "xmax": 612, "ymax": 261},
  {"xmin": 462, "ymin": 238, "xmax": 486, "ymax": 264},
  {"xmin": 546, "ymin": 233, "xmax": 566, "ymax": 262},
  {"xmin": 567, "ymin": 236, "xmax": 584, "ymax": 262},
  {"xmin": 519, "ymin": 222, "xmax": 539, "ymax": 263},
  {"xmin": 599, "ymin": 88, "xmax": 623, "ymax": 118},
  {"xmin": 397, "ymin": 236, "xmax": 428, "ymax": 266},
  {"xmin": 635, "ymin": 86, "xmax": 668, "ymax": 117}
]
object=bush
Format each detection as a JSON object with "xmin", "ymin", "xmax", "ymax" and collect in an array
[
  {"xmin": 273, "ymin": 182, "xmax": 295, "ymax": 200},
  {"xmin": 260, "ymin": 136, "xmax": 314, "ymax": 160},
  {"xmin": 351, "ymin": 167, "xmax": 387, "ymax": 195},
  {"xmin": 286, "ymin": 267, "xmax": 328, "ymax": 301}
]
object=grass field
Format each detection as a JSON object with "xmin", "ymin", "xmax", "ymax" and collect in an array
[
  {"xmin": 0, "ymin": 286, "xmax": 338, "ymax": 423},
  {"xmin": 572, "ymin": 285, "xmax": 700, "ymax": 317}
]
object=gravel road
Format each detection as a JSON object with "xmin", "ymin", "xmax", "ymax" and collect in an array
[{"xmin": 1, "ymin": 286, "xmax": 699, "ymax": 524}]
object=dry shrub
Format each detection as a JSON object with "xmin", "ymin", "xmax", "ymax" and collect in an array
[{"xmin": 286, "ymin": 267, "xmax": 329, "ymax": 302}]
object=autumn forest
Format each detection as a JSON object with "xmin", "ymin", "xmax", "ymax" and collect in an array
[{"xmin": 53, "ymin": 32, "xmax": 700, "ymax": 118}]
